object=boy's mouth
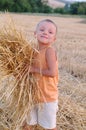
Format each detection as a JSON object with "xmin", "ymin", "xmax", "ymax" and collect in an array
[{"xmin": 41, "ymin": 36, "xmax": 48, "ymax": 39}]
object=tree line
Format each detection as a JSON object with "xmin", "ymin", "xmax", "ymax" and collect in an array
[
  {"xmin": 54, "ymin": 2, "xmax": 86, "ymax": 15},
  {"xmin": 0, "ymin": 0, "xmax": 86, "ymax": 15},
  {"xmin": 0, "ymin": 0, "xmax": 51, "ymax": 13}
]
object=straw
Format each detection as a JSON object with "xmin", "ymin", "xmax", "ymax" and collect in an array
[{"xmin": 0, "ymin": 22, "xmax": 41, "ymax": 130}]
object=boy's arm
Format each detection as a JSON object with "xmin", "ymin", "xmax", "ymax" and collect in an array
[{"xmin": 30, "ymin": 47, "xmax": 57, "ymax": 77}]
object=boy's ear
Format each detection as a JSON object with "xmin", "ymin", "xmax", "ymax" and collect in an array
[{"xmin": 54, "ymin": 36, "xmax": 57, "ymax": 41}]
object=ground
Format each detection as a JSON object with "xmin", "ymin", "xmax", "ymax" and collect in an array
[{"xmin": 0, "ymin": 13, "xmax": 86, "ymax": 130}]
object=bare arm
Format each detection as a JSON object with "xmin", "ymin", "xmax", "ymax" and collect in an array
[{"xmin": 30, "ymin": 47, "xmax": 57, "ymax": 77}]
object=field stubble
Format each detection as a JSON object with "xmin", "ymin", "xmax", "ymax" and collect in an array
[{"xmin": 0, "ymin": 13, "xmax": 86, "ymax": 130}]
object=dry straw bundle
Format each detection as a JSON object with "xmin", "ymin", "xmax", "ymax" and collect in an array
[{"xmin": 0, "ymin": 22, "xmax": 40, "ymax": 130}]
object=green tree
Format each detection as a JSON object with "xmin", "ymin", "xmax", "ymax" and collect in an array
[
  {"xmin": 78, "ymin": 2, "xmax": 86, "ymax": 14},
  {"xmin": 54, "ymin": 7, "xmax": 64, "ymax": 14},
  {"xmin": 42, "ymin": 4, "xmax": 53, "ymax": 13},
  {"xmin": 70, "ymin": 2, "xmax": 79, "ymax": 14},
  {"xmin": 0, "ymin": 0, "xmax": 14, "ymax": 11},
  {"xmin": 35, "ymin": 0, "xmax": 46, "ymax": 12},
  {"xmin": 13, "ymin": 0, "xmax": 31, "ymax": 12},
  {"xmin": 78, "ymin": 5, "xmax": 85, "ymax": 14},
  {"xmin": 0, "ymin": 0, "xmax": 52, "ymax": 13}
]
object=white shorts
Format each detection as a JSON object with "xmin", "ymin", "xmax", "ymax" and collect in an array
[{"xmin": 26, "ymin": 101, "xmax": 58, "ymax": 129}]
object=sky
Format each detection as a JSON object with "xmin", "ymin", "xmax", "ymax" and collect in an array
[{"xmin": 65, "ymin": 0, "xmax": 86, "ymax": 1}]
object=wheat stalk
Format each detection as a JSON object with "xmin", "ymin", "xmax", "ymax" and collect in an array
[{"xmin": 0, "ymin": 22, "xmax": 41, "ymax": 130}]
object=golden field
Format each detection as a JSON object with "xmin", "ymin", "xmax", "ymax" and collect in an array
[
  {"xmin": 47, "ymin": 0, "xmax": 65, "ymax": 8},
  {"xmin": 0, "ymin": 13, "xmax": 86, "ymax": 130}
]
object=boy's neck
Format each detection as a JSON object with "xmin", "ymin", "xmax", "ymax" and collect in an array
[{"xmin": 38, "ymin": 43, "xmax": 51, "ymax": 50}]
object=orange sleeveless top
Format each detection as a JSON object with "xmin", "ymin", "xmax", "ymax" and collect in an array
[{"xmin": 33, "ymin": 47, "xmax": 58, "ymax": 102}]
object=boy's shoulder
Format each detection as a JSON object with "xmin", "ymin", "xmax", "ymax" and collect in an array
[
  {"xmin": 46, "ymin": 46, "xmax": 56, "ymax": 53},
  {"xmin": 46, "ymin": 46, "xmax": 57, "ymax": 60}
]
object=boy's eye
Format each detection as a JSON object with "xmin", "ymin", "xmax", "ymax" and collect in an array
[
  {"xmin": 49, "ymin": 31, "xmax": 53, "ymax": 34},
  {"xmin": 40, "ymin": 29, "xmax": 44, "ymax": 31}
]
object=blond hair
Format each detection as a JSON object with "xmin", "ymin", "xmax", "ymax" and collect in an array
[{"xmin": 36, "ymin": 19, "xmax": 57, "ymax": 34}]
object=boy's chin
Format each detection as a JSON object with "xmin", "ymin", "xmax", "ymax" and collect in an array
[
  {"xmin": 41, "ymin": 42, "xmax": 50, "ymax": 45},
  {"xmin": 39, "ymin": 40, "xmax": 49, "ymax": 44}
]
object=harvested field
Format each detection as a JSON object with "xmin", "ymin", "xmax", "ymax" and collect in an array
[{"xmin": 0, "ymin": 13, "xmax": 86, "ymax": 130}]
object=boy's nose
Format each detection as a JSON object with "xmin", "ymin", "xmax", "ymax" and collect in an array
[{"xmin": 43, "ymin": 30, "xmax": 48, "ymax": 35}]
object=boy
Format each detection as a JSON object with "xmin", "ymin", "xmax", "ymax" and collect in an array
[{"xmin": 23, "ymin": 19, "xmax": 59, "ymax": 130}]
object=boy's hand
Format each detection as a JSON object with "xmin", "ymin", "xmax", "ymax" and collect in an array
[
  {"xmin": 29, "ymin": 66, "xmax": 34, "ymax": 73},
  {"xmin": 22, "ymin": 121, "xmax": 28, "ymax": 130}
]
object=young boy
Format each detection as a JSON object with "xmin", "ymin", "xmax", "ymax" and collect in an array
[{"xmin": 23, "ymin": 19, "xmax": 59, "ymax": 130}]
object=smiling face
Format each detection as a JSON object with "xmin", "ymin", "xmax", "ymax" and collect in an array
[{"xmin": 35, "ymin": 20, "xmax": 57, "ymax": 46}]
